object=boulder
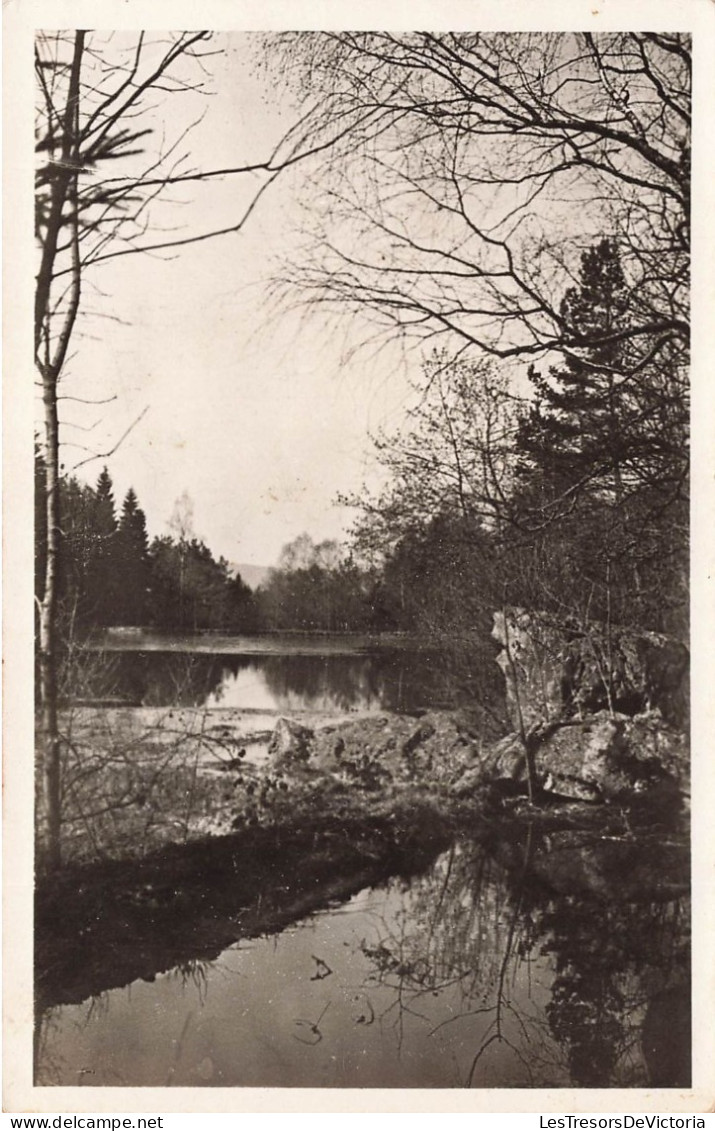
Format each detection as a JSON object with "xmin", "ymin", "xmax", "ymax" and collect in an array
[
  {"xmin": 453, "ymin": 710, "xmax": 688, "ymax": 805},
  {"xmin": 266, "ymin": 670, "xmax": 688, "ymax": 810},
  {"xmin": 492, "ymin": 609, "xmax": 565, "ymax": 729},
  {"xmin": 268, "ymin": 711, "xmax": 482, "ymax": 788},
  {"xmin": 452, "ymin": 732, "xmax": 526, "ymax": 798},
  {"xmin": 621, "ymin": 711, "xmax": 689, "ymax": 794},
  {"xmin": 536, "ymin": 714, "xmax": 628, "ymax": 801},
  {"xmin": 492, "ymin": 609, "xmax": 689, "ymax": 730},
  {"xmin": 565, "ymin": 629, "xmax": 689, "ymax": 727},
  {"xmin": 480, "ymin": 732, "xmax": 527, "ymax": 782},
  {"xmin": 267, "ymin": 717, "xmax": 314, "ymax": 765},
  {"xmin": 536, "ymin": 711, "xmax": 688, "ymax": 802}
]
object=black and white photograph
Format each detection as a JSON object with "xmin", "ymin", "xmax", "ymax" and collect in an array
[{"xmin": 4, "ymin": 0, "xmax": 714, "ymax": 1111}]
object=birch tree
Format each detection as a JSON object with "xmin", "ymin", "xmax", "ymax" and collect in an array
[{"xmin": 34, "ymin": 30, "xmax": 351, "ymax": 868}]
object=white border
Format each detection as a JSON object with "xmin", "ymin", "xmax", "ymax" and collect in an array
[{"xmin": 4, "ymin": 0, "xmax": 714, "ymax": 1114}]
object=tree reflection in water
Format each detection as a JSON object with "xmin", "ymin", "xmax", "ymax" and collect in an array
[
  {"xmin": 533, "ymin": 892, "xmax": 690, "ymax": 1087},
  {"xmin": 261, "ymin": 653, "xmax": 383, "ymax": 713},
  {"xmin": 100, "ymin": 651, "xmax": 231, "ymax": 706},
  {"xmin": 92, "ymin": 641, "xmax": 507, "ymax": 724},
  {"xmin": 355, "ymin": 832, "xmax": 689, "ymax": 1088},
  {"xmin": 260, "ymin": 644, "xmax": 505, "ymax": 722},
  {"xmin": 34, "ymin": 830, "xmax": 689, "ymax": 1088}
]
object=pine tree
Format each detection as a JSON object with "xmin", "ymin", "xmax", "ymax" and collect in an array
[
  {"xmin": 85, "ymin": 467, "xmax": 119, "ymax": 625},
  {"xmin": 517, "ymin": 240, "xmax": 636, "ymax": 505},
  {"xmin": 512, "ymin": 239, "xmax": 688, "ymax": 633},
  {"xmin": 517, "ymin": 238, "xmax": 687, "ymax": 511},
  {"xmin": 58, "ymin": 475, "xmax": 98, "ymax": 627},
  {"xmin": 115, "ymin": 488, "xmax": 150, "ymax": 625}
]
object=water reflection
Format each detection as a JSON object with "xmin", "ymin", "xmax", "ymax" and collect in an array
[
  {"xmin": 82, "ymin": 643, "xmax": 506, "ymax": 724},
  {"xmin": 35, "ymin": 834, "xmax": 689, "ymax": 1089},
  {"xmin": 210, "ymin": 654, "xmax": 384, "ymax": 712}
]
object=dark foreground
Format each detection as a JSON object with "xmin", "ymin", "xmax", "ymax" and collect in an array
[{"xmin": 35, "ymin": 779, "xmax": 689, "ymax": 1088}]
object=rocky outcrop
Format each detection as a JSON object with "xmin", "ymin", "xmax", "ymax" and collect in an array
[
  {"xmin": 265, "ymin": 608, "xmax": 689, "ymax": 813},
  {"xmin": 492, "ymin": 609, "xmax": 688, "ymax": 729},
  {"xmin": 534, "ymin": 710, "xmax": 688, "ymax": 802},
  {"xmin": 268, "ymin": 704, "xmax": 688, "ymax": 809},
  {"xmin": 452, "ymin": 710, "xmax": 688, "ymax": 804},
  {"xmin": 268, "ymin": 717, "xmax": 314, "ymax": 764},
  {"xmin": 269, "ymin": 711, "xmax": 483, "ymax": 788},
  {"xmin": 492, "ymin": 609, "xmax": 565, "ymax": 729}
]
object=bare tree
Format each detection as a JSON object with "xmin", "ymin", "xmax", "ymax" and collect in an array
[
  {"xmin": 275, "ymin": 31, "xmax": 690, "ymax": 647},
  {"xmin": 272, "ymin": 32, "xmax": 689, "ymax": 372},
  {"xmin": 33, "ymin": 30, "xmax": 365, "ymax": 869},
  {"xmin": 344, "ymin": 353, "xmax": 518, "ymax": 563}
]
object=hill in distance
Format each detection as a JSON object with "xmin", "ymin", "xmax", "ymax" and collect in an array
[{"xmin": 230, "ymin": 562, "xmax": 271, "ymax": 590}]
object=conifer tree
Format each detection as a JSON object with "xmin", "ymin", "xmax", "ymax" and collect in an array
[
  {"xmin": 516, "ymin": 239, "xmax": 688, "ymax": 512},
  {"xmin": 517, "ymin": 240, "xmax": 634, "ymax": 505},
  {"xmin": 86, "ymin": 467, "xmax": 119, "ymax": 625},
  {"xmin": 512, "ymin": 239, "xmax": 688, "ymax": 632},
  {"xmin": 115, "ymin": 488, "xmax": 150, "ymax": 625}
]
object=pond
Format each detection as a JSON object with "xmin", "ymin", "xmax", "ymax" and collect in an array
[
  {"xmin": 82, "ymin": 634, "xmax": 505, "ymax": 719},
  {"xmin": 35, "ymin": 835, "xmax": 690, "ymax": 1089}
]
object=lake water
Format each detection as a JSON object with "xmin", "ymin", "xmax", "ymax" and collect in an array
[
  {"xmin": 35, "ymin": 836, "xmax": 690, "ymax": 1088},
  {"xmin": 84, "ymin": 636, "xmax": 505, "ymax": 720}
]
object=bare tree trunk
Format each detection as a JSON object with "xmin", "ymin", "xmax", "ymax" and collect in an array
[
  {"xmin": 36, "ymin": 31, "xmax": 85, "ymax": 872},
  {"xmin": 32, "ymin": 28, "xmax": 348, "ymax": 869},
  {"xmin": 38, "ymin": 378, "xmax": 61, "ymax": 870}
]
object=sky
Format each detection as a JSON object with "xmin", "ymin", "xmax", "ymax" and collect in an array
[
  {"xmin": 53, "ymin": 33, "xmax": 416, "ymax": 569},
  {"xmin": 39, "ymin": 23, "xmax": 706, "ymax": 577}
]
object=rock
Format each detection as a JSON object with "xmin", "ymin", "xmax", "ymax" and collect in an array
[
  {"xmin": 267, "ymin": 717, "xmax": 314, "ymax": 765},
  {"xmin": 452, "ymin": 733, "xmax": 525, "ymax": 797},
  {"xmin": 535, "ymin": 711, "xmax": 687, "ymax": 802},
  {"xmin": 621, "ymin": 711, "xmax": 690, "ymax": 794},
  {"xmin": 567, "ymin": 630, "xmax": 689, "ymax": 727},
  {"xmin": 267, "ymin": 696, "xmax": 687, "ymax": 811},
  {"xmin": 536, "ymin": 714, "xmax": 630, "ymax": 801},
  {"xmin": 492, "ymin": 609, "xmax": 565, "ymax": 729},
  {"xmin": 481, "ymin": 732, "xmax": 527, "ymax": 782},
  {"xmin": 267, "ymin": 711, "xmax": 482, "ymax": 788},
  {"xmin": 453, "ymin": 709, "xmax": 688, "ymax": 805},
  {"xmin": 492, "ymin": 609, "xmax": 689, "ymax": 730},
  {"xmin": 541, "ymin": 771, "xmax": 603, "ymax": 803}
]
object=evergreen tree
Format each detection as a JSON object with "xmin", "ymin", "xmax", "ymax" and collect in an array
[
  {"xmin": 93, "ymin": 467, "xmax": 117, "ymax": 535},
  {"xmin": 147, "ymin": 535, "xmax": 252, "ymax": 632},
  {"xmin": 518, "ymin": 240, "xmax": 635, "ymax": 504},
  {"xmin": 58, "ymin": 475, "xmax": 98, "ymax": 627},
  {"xmin": 115, "ymin": 488, "xmax": 150, "ymax": 625},
  {"xmin": 517, "ymin": 238, "xmax": 688, "ymax": 510},
  {"xmin": 225, "ymin": 572, "xmax": 261, "ymax": 633},
  {"xmin": 512, "ymin": 239, "xmax": 688, "ymax": 634},
  {"xmin": 147, "ymin": 536, "xmax": 182, "ymax": 629},
  {"xmin": 85, "ymin": 467, "xmax": 119, "ymax": 625}
]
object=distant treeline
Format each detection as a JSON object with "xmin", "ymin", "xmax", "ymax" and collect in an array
[
  {"xmin": 35, "ymin": 241, "xmax": 689, "ymax": 647},
  {"xmin": 32, "ymin": 459, "xmax": 509, "ymax": 639},
  {"xmin": 34, "ymin": 459, "xmax": 259, "ymax": 635},
  {"xmin": 32, "ymin": 459, "xmax": 413, "ymax": 637}
]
